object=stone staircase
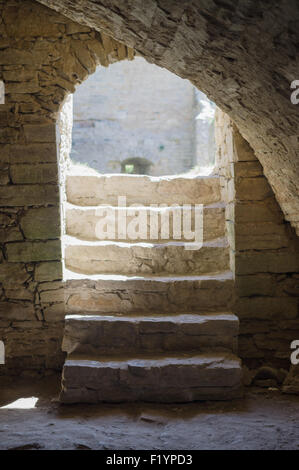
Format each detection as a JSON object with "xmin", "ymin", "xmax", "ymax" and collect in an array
[{"xmin": 60, "ymin": 173, "xmax": 242, "ymax": 403}]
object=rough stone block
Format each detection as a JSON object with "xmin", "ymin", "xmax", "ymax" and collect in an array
[
  {"xmin": 0, "ymin": 226, "xmax": 23, "ymax": 243},
  {"xmin": 6, "ymin": 81, "xmax": 40, "ymax": 94},
  {"xmin": 235, "ymin": 200, "xmax": 284, "ymax": 224},
  {"xmin": 233, "ymin": 130, "xmax": 258, "ymax": 162},
  {"xmin": 0, "ymin": 301, "xmax": 35, "ymax": 321},
  {"xmin": 5, "ymin": 287, "xmax": 34, "ymax": 301},
  {"xmin": 21, "ymin": 206, "xmax": 60, "ymax": 239},
  {"xmin": 0, "ymin": 212, "xmax": 13, "ymax": 226},
  {"xmin": 0, "ymin": 127, "xmax": 19, "ymax": 143},
  {"xmin": 0, "ymin": 262, "xmax": 30, "ymax": 285},
  {"xmin": 66, "ymin": 174, "xmax": 221, "ymax": 206},
  {"xmin": 65, "ymin": 274, "xmax": 234, "ymax": 314},
  {"xmin": 62, "ymin": 313, "xmax": 238, "ymax": 356},
  {"xmin": 6, "ymin": 240, "xmax": 61, "ymax": 262},
  {"xmin": 39, "ymin": 282, "xmax": 65, "ymax": 303},
  {"xmin": 234, "ymin": 296, "xmax": 298, "ymax": 320},
  {"xmin": 0, "ymin": 184, "xmax": 59, "ymax": 206},
  {"xmin": 235, "ymin": 177, "xmax": 273, "ymax": 201},
  {"xmin": 236, "ymin": 274, "xmax": 275, "ymax": 297},
  {"xmin": 9, "ymin": 143, "xmax": 57, "ymax": 163},
  {"xmin": 65, "ymin": 239, "xmax": 229, "ymax": 276},
  {"xmin": 35, "ymin": 261, "xmax": 62, "ymax": 281},
  {"xmin": 60, "ymin": 354, "xmax": 242, "ymax": 403},
  {"xmin": 11, "ymin": 163, "xmax": 58, "ymax": 184},
  {"xmin": 43, "ymin": 303, "xmax": 65, "ymax": 322},
  {"xmin": 238, "ymin": 336, "xmax": 264, "ymax": 359},
  {"xmin": 0, "ymin": 168, "xmax": 10, "ymax": 185},
  {"xmin": 236, "ymin": 250, "xmax": 299, "ymax": 275},
  {"xmin": 234, "ymin": 222, "xmax": 290, "ymax": 250},
  {"xmin": 234, "ymin": 161, "xmax": 263, "ymax": 178},
  {"xmin": 23, "ymin": 123, "xmax": 56, "ymax": 143}
]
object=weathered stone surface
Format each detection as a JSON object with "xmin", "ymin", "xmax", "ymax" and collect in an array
[
  {"xmin": 0, "ymin": 184, "xmax": 59, "ymax": 206},
  {"xmin": 0, "ymin": 212, "xmax": 13, "ymax": 226},
  {"xmin": 254, "ymin": 332, "xmax": 298, "ymax": 356},
  {"xmin": 65, "ymin": 238, "xmax": 229, "ymax": 276},
  {"xmin": 1, "ymin": 321, "xmax": 65, "ymax": 373},
  {"xmin": 235, "ymin": 178, "xmax": 273, "ymax": 202},
  {"xmin": 0, "ymin": 226, "xmax": 23, "ymax": 243},
  {"xmin": 21, "ymin": 206, "xmax": 60, "ymax": 239},
  {"xmin": 23, "ymin": 123, "xmax": 56, "ymax": 143},
  {"xmin": 6, "ymin": 240, "xmax": 61, "ymax": 262},
  {"xmin": 6, "ymin": 80, "xmax": 40, "ymax": 94},
  {"xmin": 234, "ymin": 161, "xmax": 263, "ymax": 178},
  {"xmin": 0, "ymin": 168, "xmax": 9, "ymax": 185},
  {"xmin": 0, "ymin": 301, "xmax": 35, "ymax": 321},
  {"xmin": 60, "ymin": 354, "xmax": 242, "ymax": 403},
  {"xmin": 5, "ymin": 287, "xmax": 34, "ymax": 301},
  {"xmin": 0, "ymin": 262, "xmax": 30, "ymax": 286},
  {"xmin": 283, "ymin": 366, "xmax": 299, "ymax": 395},
  {"xmin": 233, "ymin": 130, "xmax": 258, "ymax": 163},
  {"xmin": 62, "ymin": 312, "xmax": 239, "ymax": 356},
  {"xmin": 234, "ymin": 222, "xmax": 291, "ymax": 250},
  {"xmin": 66, "ymin": 203, "xmax": 225, "ymax": 243},
  {"xmin": 0, "ymin": 127, "xmax": 19, "ymax": 143},
  {"xmin": 10, "ymin": 163, "xmax": 57, "ymax": 184},
  {"xmin": 234, "ymin": 297, "xmax": 298, "ymax": 320},
  {"xmin": 236, "ymin": 274, "xmax": 275, "ymax": 297},
  {"xmin": 43, "ymin": 302, "xmax": 65, "ymax": 322},
  {"xmin": 2, "ymin": 2, "xmax": 65, "ymax": 38},
  {"xmin": 9, "ymin": 143, "xmax": 57, "ymax": 163},
  {"xmin": 9, "ymin": 143, "xmax": 57, "ymax": 164},
  {"xmin": 65, "ymin": 273, "xmax": 234, "ymax": 314},
  {"xmin": 35, "ymin": 261, "xmax": 62, "ymax": 281},
  {"xmin": 66, "ymin": 174, "xmax": 221, "ymax": 206},
  {"xmin": 234, "ymin": 200, "xmax": 285, "ymax": 225},
  {"xmin": 236, "ymin": 251, "xmax": 299, "ymax": 275},
  {"xmin": 39, "ymin": 285, "xmax": 64, "ymax": 303}
]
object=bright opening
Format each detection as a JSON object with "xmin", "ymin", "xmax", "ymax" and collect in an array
[
  {"xmin": 67, "ymin": 56, "xmax": 216, "ymax": 176},
  {"xmin": 1, "ymin": 397, "xmax": 38, "ymax": 409}
]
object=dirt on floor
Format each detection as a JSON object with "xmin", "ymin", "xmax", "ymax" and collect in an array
[{"xmin": 0, "ymin": 374, "xmax": 298, "ymax": 450}]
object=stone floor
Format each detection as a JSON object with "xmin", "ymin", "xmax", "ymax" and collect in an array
[{"xmin": 0, "ymin": 375, "xmax": 298, "ymax": 450}]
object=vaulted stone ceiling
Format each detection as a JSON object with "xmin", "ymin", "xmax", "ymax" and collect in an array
[{"xmin": 36, "ymin": 0, "xmax": 299, "ymax": 233}]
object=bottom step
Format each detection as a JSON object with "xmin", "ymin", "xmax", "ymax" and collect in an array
[{"xmin": 60, "ymin": 353, "xmax": 242, "ymax": 403}]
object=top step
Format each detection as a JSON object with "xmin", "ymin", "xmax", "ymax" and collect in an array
[{"xmin": 66, "ymin": 174, "xmax": 221, "ymax": 206}]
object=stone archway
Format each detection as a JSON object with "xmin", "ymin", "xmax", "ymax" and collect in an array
[
  {"xmin": 0, "ymin": 0, "xmax": 298, "ymax": 380},
  {"xmin": 35, "ymin": 0, "xmax": 299, "ymax": 236}
]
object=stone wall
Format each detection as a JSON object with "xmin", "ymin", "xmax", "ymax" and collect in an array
[
  {"xmin": 71, "ymin": 56, "xmax": 196, "ymax": 175},
  {"xmin": 0, "ymin": 0, "xmax": 298, "ymax": 378},
  {"xmin": 0, "ymin": 0, "xmax": 134, "ymax": 375},
  {"xmin": 216, "ymin": 110, "xmax": 299, "ymax": 373}
]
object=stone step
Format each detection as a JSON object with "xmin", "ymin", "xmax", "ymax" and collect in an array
[
  {"xmin": 64, "ymin": 237, "xmax": 229, "ymax": 276},
  {"xmin": 60, "ymin": 353, "xmax": 242, "ymax": 403},
  {"xmin": 65, "ymin": 202, "xmax": 225, "ymax": 242},
  {"xmin": 66, "ymin": 174, "xmax": 221, "ymax": 206},
  {"xmin": 64, "ymin": 271, "xmax": 234, "ymax": 315},
  {"xmin": 62, "ymin": 312, "xmax": 239, "ymax": 356}
]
